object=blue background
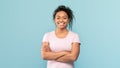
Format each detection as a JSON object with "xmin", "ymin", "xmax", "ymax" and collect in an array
[{"xmin": 0, "ymin": 0, "xmax": 120, "ymax": 68}]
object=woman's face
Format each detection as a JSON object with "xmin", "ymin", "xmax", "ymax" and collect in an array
[{"xmin": 54, "ymin": 11, "xmax": 69, "ymax": 29}]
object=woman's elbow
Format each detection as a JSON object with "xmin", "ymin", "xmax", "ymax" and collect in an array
[
  {"xmin": 71, "ymin": 56, "xmax": 78, "ymax": 62},
  {"xmin": 42, "ymin": 55, "xmax": 46, "ymax": 60},
  {"xmin": 41, "ymin": 51, "xmax": 47, "ymax": 60}
]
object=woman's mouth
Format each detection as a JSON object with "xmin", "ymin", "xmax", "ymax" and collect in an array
[{"xmin": 58, "ymin": 22, "xmax": 65, "ymax": 26}]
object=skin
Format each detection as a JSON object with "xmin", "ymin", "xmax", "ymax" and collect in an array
[{"xmin": 41, "ymin": 11, "xmax": 80, "ymax": 62}]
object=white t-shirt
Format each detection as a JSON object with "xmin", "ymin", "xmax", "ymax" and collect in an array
[{"xmin": 42, "ymin": 30, "xmax": 80, "ymax": 68}]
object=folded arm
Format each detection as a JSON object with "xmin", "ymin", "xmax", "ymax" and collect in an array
[
  {"xmin": 41, "ymin": 42, "xmax": 80, "ymax": 62},
  {"xmin": 56, "ymin": 42, "xmax": 80, "ymax": 62},
  {"xmin": 41, "ymin": 42, "xmax": 67, "ymax": 60}
]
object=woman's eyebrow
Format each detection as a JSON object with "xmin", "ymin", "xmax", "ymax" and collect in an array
[
  {"xmin": 56, "ymin": 15, "xmax": 68, "ymax": 17},
  {"xmin": 55, "ymin": 15, "xmax": 60, "ymax": 17}
]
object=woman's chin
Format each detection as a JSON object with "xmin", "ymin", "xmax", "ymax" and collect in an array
[{"xmin": 58, "ymin": 27, "xmax": 66, "ymax": 29}]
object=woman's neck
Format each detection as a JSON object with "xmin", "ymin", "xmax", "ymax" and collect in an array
[
  {"xmin": 55, "ymin": 28, "xmax": 69, "ymax": 38},
  {"xmin": 55, "ymin": 28, "xmax": 68, "ymax": 33}
]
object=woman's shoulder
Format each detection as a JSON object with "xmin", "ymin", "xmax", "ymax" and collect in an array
[
  {"xmin": 44, "ymin": 31, "xmax": 54, "ymax": 36},
  {"xmin": 69, "ymin": 31, "xmax": 79, "ymax": 36}
]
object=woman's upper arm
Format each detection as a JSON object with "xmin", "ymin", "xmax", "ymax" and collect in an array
[
  {"xmin": 41, "ymin": 42, "xmax": 51, "ymax": 59},
  {"xmin": 71, "ymin": 42, "xmax": 80, "ymax": 61},
  {"xmin": 41, "ymin": 42, "xmax": 51, "ymax": 52},
  {"xmin": 41, "ymin": 33, "xmax": 51, "ymax": 52}
]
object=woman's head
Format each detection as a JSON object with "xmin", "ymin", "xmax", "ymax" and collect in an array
[{"xmin": 53, "ymin": 5, "xmax": 74, "ymax": 30}]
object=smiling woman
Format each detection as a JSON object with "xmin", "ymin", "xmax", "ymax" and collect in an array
[
  {"xmin": 53, "ymin": 5, "xmax": 73, "ymax": 30},
  {"xmin": 41, "ymin": 5, "xmax": 81, "ymax": 68}
]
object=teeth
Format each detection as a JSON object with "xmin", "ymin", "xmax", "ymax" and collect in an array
[
  {"xmin": 58, "ymin": 22, "xmax": 64, "ymax": 24},
  {"xmin": 59, "ymin": 23, "xmax": 64, "ymax": 25}
]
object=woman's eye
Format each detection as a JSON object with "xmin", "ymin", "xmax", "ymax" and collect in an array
[
  {"xmin": 64, "ymin": 18, "xmax": 67, "ymax": 19},
  {"xmin": 56, "ymin": 18, "xmax": 60, "ymax": 19}
]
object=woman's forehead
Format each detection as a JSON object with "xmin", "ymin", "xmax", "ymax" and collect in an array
[{"xmin": 55, "ymin": 11, "xmax": 68, "ymax": 17}]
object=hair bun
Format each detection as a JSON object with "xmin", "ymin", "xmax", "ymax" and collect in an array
[{"xmin": 58, "ymin": 5, "xmax": 66, "ymax": 9}]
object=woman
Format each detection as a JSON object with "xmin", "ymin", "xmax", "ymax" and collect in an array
[{"xmin": 41, "ymin": 5, "xmax": 81, "ymax": 68}]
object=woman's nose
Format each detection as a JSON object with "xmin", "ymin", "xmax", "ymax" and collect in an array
[{"xmin": 59, "ymin": 18, "xmax": 63, "ymax": 22}]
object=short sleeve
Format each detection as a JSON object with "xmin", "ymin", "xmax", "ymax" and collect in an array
[
  {"xmin": 42, "ymin": 33, "xmax": 49, "ymax": 42},
  {"xmin": 72, "ymin": 34, "xmax": 80, "ymax": 44}
]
